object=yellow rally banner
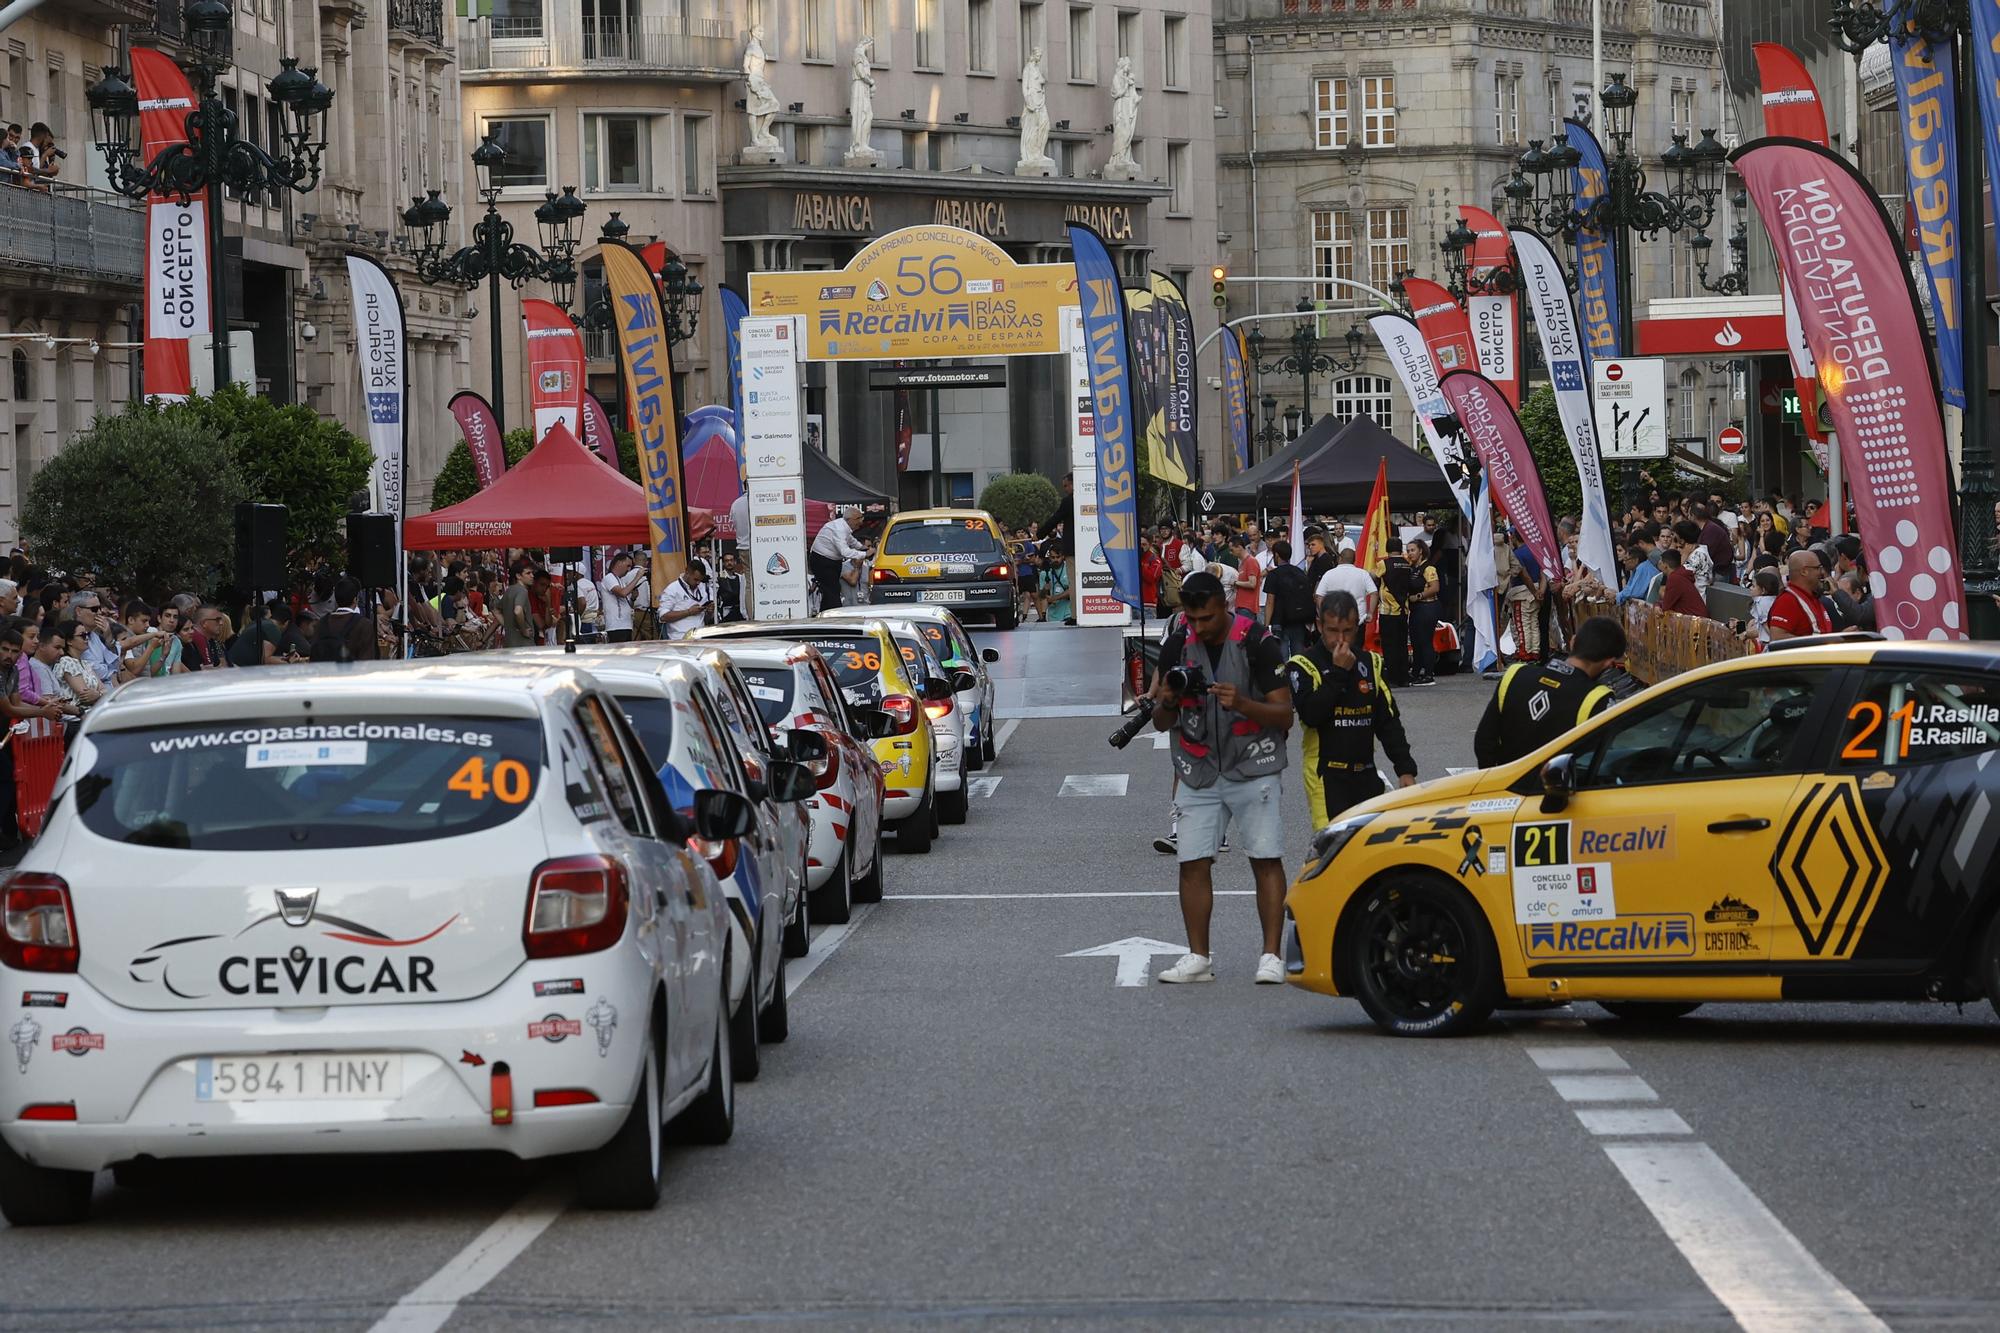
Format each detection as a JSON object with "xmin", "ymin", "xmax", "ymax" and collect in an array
[
  {"xmin": 749, "ymin": 225, "xmax": 1073, "ymax": 362},
  {"xmin": 602, "ymin": 241, "xmax": 688, "ymax": 593}
]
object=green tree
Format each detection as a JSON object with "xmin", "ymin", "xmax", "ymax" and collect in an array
[
  {"xmin": 23, "ymin": 408, "xmax": 246, "ymax": 595},
  {"xmin": 184, "ymin": 385, "xmax": 375, "ymax": 567},
  {"xmin": 1518, "ymin": 385, "xmax": 1584, "ymax": 521},
  {"xmin": 979, "ymin": 472, "xmax": 1061, "ymax": 533}
]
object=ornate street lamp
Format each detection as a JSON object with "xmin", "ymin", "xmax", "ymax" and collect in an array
[
  {"xmin": 400, "ymin": 134, "xmax": 589, "ymax": 433},
  {"xmin": 576, "ymin": 213, "xmax": 704, "ymax": 352},
  {"xmin": 1255, "ymin": 393, "xmax": 1287, "ymax": 460},
  {"xmin": 1245, "ymin": 298, "xmax": 1370, "ymax": 428},
  {"xmin": 88, "ymin": 0, "xmax": 334, "ymax": 393}
]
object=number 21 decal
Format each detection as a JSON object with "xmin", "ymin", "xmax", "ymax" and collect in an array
[
  {"xmin": 1841, "ymin": 699, "xmax": 1915, "ymax": 762},
  {"xmin": 1511, "ymin": 821, "xmax": 1571, "ymax": 868}
]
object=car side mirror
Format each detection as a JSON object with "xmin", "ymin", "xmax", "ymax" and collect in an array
[
  {"xmin": 769, "ymin": 760, "xmax": 815, "ymax": 803},
  {"xmin": 857, "ymin": 707, "xmax": 895, "ymax": 739},
  {"xmin": 1540, "ymin": 753, "xmax": 1575, "ymax": 814},
  {"xmin": 693, "ymin": 787, "xmax": 754, "ymax": 840},
  {"xmin": 948, "ymin": 669, "xmax": 978, "ymax": 693},
  {"xmin": 743, "ymin": 775, "xmax": 769, "ymax": 804},
  {"xmin": 982, "ymin": 647, "xmax": 1000, "ymax": 663},
  {"xmin": 922, "ymin": 677, "xmax": 954, "ymax": 702},
  {"xmin": 785, "ymin": 730, "xmax": 829, "ymax": 763}
]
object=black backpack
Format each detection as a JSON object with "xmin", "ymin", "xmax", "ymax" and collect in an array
[{"xmin": 1266, "ymin": 565, "xmax": 1314, "ymax": 626}]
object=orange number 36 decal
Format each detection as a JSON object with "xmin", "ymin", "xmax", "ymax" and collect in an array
[{"xmin": 448, "ymin": 756, "xmax": 533, "ymax": 803}]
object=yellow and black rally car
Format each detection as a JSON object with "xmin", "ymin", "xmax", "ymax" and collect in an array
[{"xmin": 1283, "ymin": 637, "xmax": 2000, "ymax": 1035}]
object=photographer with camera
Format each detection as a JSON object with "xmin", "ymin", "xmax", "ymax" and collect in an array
[
  {"xmin": 1290, "ymin": 590, "xmax": 1417, "ymax": 831},
  {"xmin": 1149, "ymin": 572, "xmax": 1294, "ymax": 986}
]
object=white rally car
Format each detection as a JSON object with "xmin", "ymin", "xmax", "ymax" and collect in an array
[{"xmin": 0, "ymin": 661, "xmax": 751, "ymax": 1225}]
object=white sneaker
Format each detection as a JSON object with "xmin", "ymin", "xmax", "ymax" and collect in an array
[
  {"xmin": 1217, "ymin": 834, "xmax": 1232, "ymax": 854},
  {"xmin": 1255, "ymin": 953, "xmax": 1286, "ymax": 985},
  {"xmin": 1152, "ymin": 833, "xmax": 1177, "ymax": 854},
  {"xmin": 1157, "ymin": 952, "xmax": 1215, "ymax": 984}
]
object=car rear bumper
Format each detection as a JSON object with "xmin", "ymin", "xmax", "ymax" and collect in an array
[
  {"xmin": 0, "ymin": 965, "xmax": 653, "ymax": 1172},
  {"xmin": 803, "ymin": 797, "xmax": 848, "ymax": 890},
  {"xmin": 869, "ymin": 582, "xmax": 1011, "ymax": 611}
]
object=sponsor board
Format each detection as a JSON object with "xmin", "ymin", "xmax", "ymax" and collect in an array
[
  {"xmin": 1510, "ymin": 820, "xmax": 1618, "ymax": 922},
  {"xmin": 1524, "ymin": 914, "xmax": 1694, "ymax": 958}
]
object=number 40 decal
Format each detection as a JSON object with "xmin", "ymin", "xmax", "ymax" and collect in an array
[
  {"xmin": 448, "ymin": 756, "xmax": 532, "ymax": 803},
  {"xmin": 1841, "ymin": 700, "xmax": 1915, "ymax": 763}
]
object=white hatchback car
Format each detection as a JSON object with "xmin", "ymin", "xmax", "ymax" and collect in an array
[{"xmin": 0, "ymin": 661, "xmax": 750, "ymax": 1225}]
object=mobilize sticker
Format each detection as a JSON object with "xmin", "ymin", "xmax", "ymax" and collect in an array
[
  {"xmin": 1509, "ymin": 820, "xmax": 1617, "ymax": 923},
  {"xmin": 20, "ymin": 990, "xmax": 67, "ymax": 1008}
]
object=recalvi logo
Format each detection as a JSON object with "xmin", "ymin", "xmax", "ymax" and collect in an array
[{"xmin": 1576, "ymin": 816, "xmax": 1675, "ymax": 862}]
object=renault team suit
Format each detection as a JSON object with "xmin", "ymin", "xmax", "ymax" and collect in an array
[
  {"xmin": 1288, "ymin": 638, "xmax": 1417, "ymax": 828},
  {"xmin": 1158, "ymin": 610, "xmax": 1290, "ymax": 860},
  {"xmin": 1472, "ymin": 658, "xmax": 1614, "ymax": 768}
]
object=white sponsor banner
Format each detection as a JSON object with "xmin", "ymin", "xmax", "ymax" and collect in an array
[
  {"xmin": 740, "ymin": 317, "xmax": 804, "ymax": 479},
  {"xmin": 1369, "ymin": 312, "xmax": 1472, "ymax": 519},
  {"xmin": 746, "ymin": 478, "xmax": 810, "ymax": 621},
  {"xmin": 345, "ymin": 256, "xmax": 405, "ymax": 527},
  {"xmin": 1511, "ymin": 229, "xmax": 1617, "ymax": 587},
  {"xmin": 1467, "ymin": 475, "xmax": 1499, "ymax": 672},
  {"xmin": 149, "ymin": 198, "xmax": 210, "ymax": 337},
  {"xmin": 1467, "ymin": 295, "xmax": 1517, "ymax": 386},
  {"xmin": 1065, "ymin": 306, "xmax": 1129, "ymax": 627}
]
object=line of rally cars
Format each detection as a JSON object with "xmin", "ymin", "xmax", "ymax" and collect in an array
[{"xmin": 0, "ymin": 603, "xmax": 999, "ymax": 1225}]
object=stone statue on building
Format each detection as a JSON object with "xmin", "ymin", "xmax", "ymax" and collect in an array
[
  {"xmin": 1016, "ymin": 47, "xmax": 1055, "ymax": 177},
  {"xmin": 742, "ymin": 26, "xmax": 784, "ymax": 162},
  {"xmin": 843, "ymin": 37, "xmax": 884, "ymax": 168},
  {"xmin": 1104, "ymin": 56, "xmax": 1142, "ymax": 180}
]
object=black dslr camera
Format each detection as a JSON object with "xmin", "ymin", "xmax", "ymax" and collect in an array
[
  {"xmin": 1106, "ymin": 706, "xmax": 1152, "ymax": 750},
  {"xmin": 1163, "ymin": 666, "xmax": 1208, "ymax": 698}
]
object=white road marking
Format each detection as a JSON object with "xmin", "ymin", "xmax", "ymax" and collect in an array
[
  {"xmin": 1547, "ymin": 1074, "xmax": 1659, "ymax": 1102},
  {"xmin": 1151, "ymin": 731, "xmax": 1171, "ymax": 750},
  {"xmin": 1063, "ymin": 936, "xmax": 1188, "ymax": 987},
  {"xmin": 992, "ymin": 718, "xmax": 1020, "ymax": 756},
  {"xmin": 1605, "ymin": 1142, "xmax": 1889, "ymax": 1332},
  {"xmin": 967, "ymin": 776, "xmax": 1003, "ymax": 799},
  {"xmin": 1574, "ymin": 1108, "xmax": 1692, "ymax": 1137},
  {"xmin": 371, "ymin": 909, "xmax": 879, "ymax": 1332},
  {"xmin": 368, "ymin": 1183, "xmax": 572, "ymax": 1333},
  {"xmin": 1525, "ymin": 1045, "xmax": 1629, "ymax": 1072},
  {"xmin": 1059, "ymin": 773, "xmax": 1130, "ymax": 797},
  {"xmin": 886, "ymin": 890, "xmax": 1255, "ymax": 900}
]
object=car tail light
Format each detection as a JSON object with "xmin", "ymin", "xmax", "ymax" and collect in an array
[
  {"xmin": 533, "ymin": 1088, "xmax": 601, "ymax": 1108},
  {"xmin": 871, "ymin": 568, "xmax": 898, "ymax": 583},
  {"xmin": 523, "ymin": 855, "xmax": 629, "ymax": 959},
  {"xmin": 880, "ymin": 694, "xmax": 920, "ymax": 735},
  {"xmin": 986, "ymin": 563, "xmax": 1012, "ymax": 579},
  {"xmin": 696, "ymin": 835, "xmax": 739, "ymax": 881},
  {"xmin": 18, "ymin": 1104, "xmax": 76, "ymax": 1122},
  {"xmin": 813, "ymin": 742, "xmax": 842, "ymax": 791},
  {"xmin": 924, "ymin": 696, "xmax": 954, "ymax": 721},
  {"xmin": 1, "ymin": 873, "xmax": 78, "ymax": 973}
]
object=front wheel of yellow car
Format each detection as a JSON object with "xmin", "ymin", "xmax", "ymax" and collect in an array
[
  {"xmin": 1344, "ymin": 876, "xmax": 1499, "ymax": 1037},
  {"xmin": 1597, "ymin": 1002, "xmax": 1703, "ymax": 1022}
]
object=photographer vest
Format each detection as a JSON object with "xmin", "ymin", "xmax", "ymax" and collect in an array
[{"xmin": 1169, "ymin": 613, "xmax": 1287, "ymax": 789}]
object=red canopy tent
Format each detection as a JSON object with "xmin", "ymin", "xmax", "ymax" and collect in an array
[{"xmin": 404, "ymin": 421, "xmax": 712, "ymax": 549}]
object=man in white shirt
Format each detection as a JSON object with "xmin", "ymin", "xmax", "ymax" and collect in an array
[
  {"xmin": 1315, "ymin": 548, "xmax": 1378, "ymax": 620},
  {"xmin": 657, "ymin": 557, "xmax": 713, "ymax": 636},
  {"xmin": 599, "ymin": 551, "xmax": 642, "ymax": 642},
  {"xmin": 809, "ymin": 505, "xmax": 870, "ymax": 611},
  {"xmin": 571, "ymin": 571, "xmax": 601, "ymax": 642}
]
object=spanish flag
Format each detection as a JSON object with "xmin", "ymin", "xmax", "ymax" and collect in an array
[{"xmin": 1359, "ymin": 457, "xmax": 1390, "ymax": 578}]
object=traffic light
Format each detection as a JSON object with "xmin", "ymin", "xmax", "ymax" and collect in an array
[{"xmin": 1211, "ymin": 265, "xmax": 1227, "ymax": 310}]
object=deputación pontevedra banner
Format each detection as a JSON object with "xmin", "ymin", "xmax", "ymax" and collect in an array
[
  {"xmin": 1438, "ymin": 368, "xmax": 1562, "ymax": 580},
  {"xmin": 448, "ymin": 390, "xmax": 505, "ymax": 491}
]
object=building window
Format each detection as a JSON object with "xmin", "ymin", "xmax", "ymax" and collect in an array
[
  {"xmin": 1362, "ymin": 75, "xmax": 1396, "ymax": 148},
  {"xmin": 483, "ymin": 116, "xmax": 550, "ymax": 188},
  {"xmin": 804, "ymin": 0, "xmax": 831, "ymax": 60},
  {"xmin": 1068, "ymin": 6, "xmax": 1095, "ymax": 82},
  {"xmin": 1679, "ymin": 368, "xmax": 1699, "ymax": 437},
  {"xmin": 1494, "ymin": 71, "xmax": 1519, "ymax": 146},
  {"xmin": 916, "ymin": 0, "xmax": 939, "ymax": 69},
  {"xmin": 1116, "ymin": 10, "xmax": 1140, "ymax": 81},
  {"xmin": 1163, "ymin": 15, "xmax": 1187, "ymax": 88},
  {"xmin": 1670, "ymin": 82, "xmax": 1695, "ymax": 141},
  {"xmin": 584, "ymin": 114, "xmax": 652, "ymax": 192},
  {"xmin": 489, "ymin": 0, "xmax": 543, "ymax": 40},
  {"xmin": 969, "ymin": 0, "xmax": 995, "ymax": 72},
  {"xmin": 1167, "ymin": 141, "xmax": 1189, "ymax": 214},
  {"xmin": 9, "ymin": 349, "xmax": 27, "ymax": 402},
  {"xmin": 902, "ymin": 129, "xmax": 927, "ymax": 169},
  {"xmin": 1314, "ymin": 77, "xmax": 1348, "ymax": 149},
  {"xmin": 1020, "ymin": 1, "xmax": 1045, "ymax": 71},
  {"xmin": 1058, "ymin": 137, "xmax": 1084, "ymax": 176},
  {"xmin": 1366, "ymin": 205, "xmax": 1408, "ymax": 290},
  {"xmin": 863, "ymin": 0, "xmax": 889, "ymax": 63},
  {"xmin": 1548, "ymin": 76, "xmax": 1563, "ymax": 136},
  {"xmin": 1329, "ymin": 375, "xmax": 1395, "ymax": 426},
  {"xmin": 681, "ymin": 113, "xmax": 712, "ymax": 195},
  {"xmin": 1311, "ymin": 209, "xmax": 1353, "ymax": 300}
]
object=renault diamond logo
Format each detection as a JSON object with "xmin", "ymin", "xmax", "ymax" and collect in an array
[{"xmin": 275, "ymin": 887, "xmax": 320, "ymax": 928}]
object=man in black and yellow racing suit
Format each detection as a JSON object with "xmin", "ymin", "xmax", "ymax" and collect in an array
[{"xmin": 1288, "ymin": 589, "xmax": 1417, "ymax": 829}]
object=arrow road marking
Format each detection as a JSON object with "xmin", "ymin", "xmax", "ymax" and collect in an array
[
  {"xmin": 968, "ymin": 776, "xmax": 1003, "ymax": 799},
  {"xmin": 1063, "ymin": 937, "xmax": 1187, "ymax": 987}
]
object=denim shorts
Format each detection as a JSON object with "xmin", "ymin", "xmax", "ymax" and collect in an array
[{"xmin": 1176, "ymin": 773, "xmax": 1285, "ymax": 863}]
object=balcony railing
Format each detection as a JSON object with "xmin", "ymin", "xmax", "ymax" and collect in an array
[
  {"xmin": 462, "ymin": 14, "xmax": 737, "ymax": 76},
  {"xmin": 388, "ymin": 0, "xmax": 447, "ymax": 45},
  {"xmin": 0, "ymin": 184, "xmax": 145, "ymax": 289}
]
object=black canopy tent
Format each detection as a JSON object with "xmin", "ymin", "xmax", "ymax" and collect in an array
[
  {"xmin": 1205, "ymin": 414, "xmax": 1458, "ymax": 515},
  {"xmin": 1200, "ymin": 419, "xmax": 1332, "ymax": 512},
  {"xmin": 806, "ymin": 444, "xmax": 890, "ymax": 504}
]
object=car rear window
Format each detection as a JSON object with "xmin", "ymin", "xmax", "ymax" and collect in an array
[
  {"xmin": 72, "ymin": 716, "xmax": 545, "ymax": 850},
  {"xmin": 883, "ymin": 518, "xmax": 1001, "ymax": 558},
  {"xmin": 891, "ymin": 631, "xmax": 933, "ymax": 679},
  {"xmin": 736, "ymin": 668, "xmax": 796, "ymax": 728},
  {"xmin": 611, "ymin": 694, "xmax": 674, "ymax": 770}
]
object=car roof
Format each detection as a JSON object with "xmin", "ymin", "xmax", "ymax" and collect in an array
[
  {"xmin": 819, "ymin": 605, "xmax": 961, "ymax": 628},
  {"xmin": 91, "ymin": 659, "xmax": 588, "ymax": 730},
  {"xmin": 494, "ymin": 645, "xmax": 708, "ymax": 693},
  {"xmin": 888, "ymin": 506, "xmax": 997, "ymax": 525},
  {"xmin": 684, "ymin": 638, "xmax": 821, "ymax": 670},
  {"xmin": 692, "ymin": 620, "xmax": 887, "ymax": 641}
]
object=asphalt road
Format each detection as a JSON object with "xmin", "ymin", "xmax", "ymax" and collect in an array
[{"xmin": 5, "ymin": 633, "xmax": 2000, "ymax": 1331}]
